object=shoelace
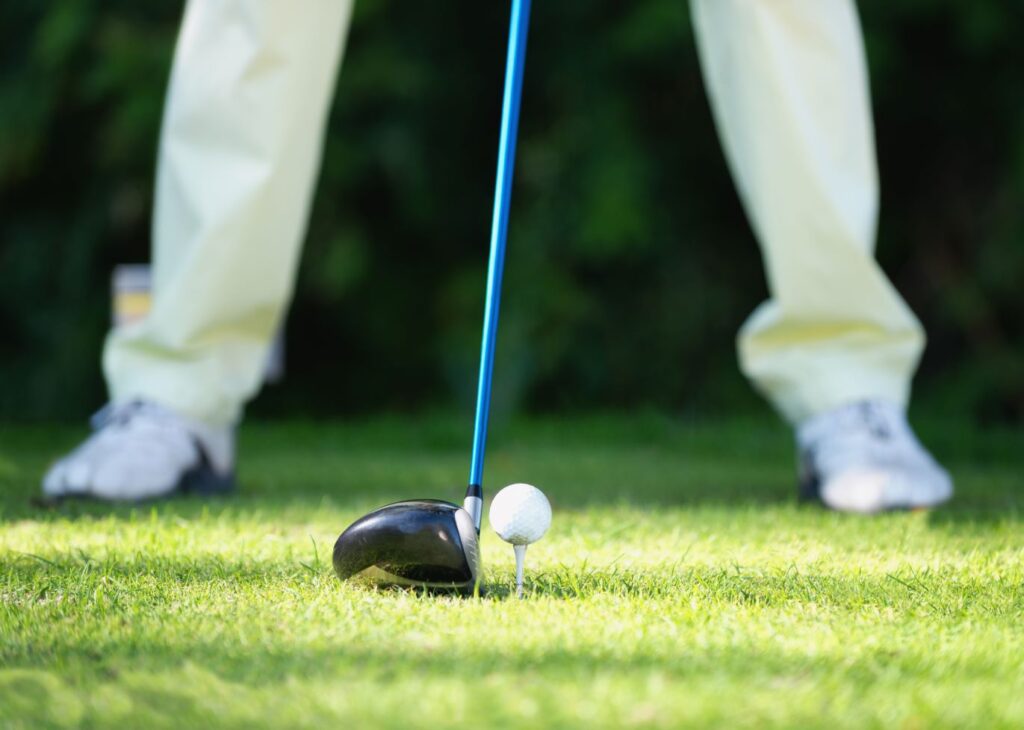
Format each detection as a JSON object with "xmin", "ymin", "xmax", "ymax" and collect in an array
[
  {"xmin": 88, "ymin": 401, "xmax": 231, "ymax": 478},
  {"xmin": 805, "ymin": 401, "xmax": 932, "ymax": 476},
  {"xmin": 801, "ymin": 401, "xmax": 906, "ymax": 448},
  {"xmin": 90, "ymin": 401, "xmax": 175, "ymax": 431},
  {"xmin": 850, "ymin": 402, "xmax": 894, "ymax": 440}
]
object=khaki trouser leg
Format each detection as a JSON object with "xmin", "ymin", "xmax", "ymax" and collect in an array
[
  {"xmin": 691, "ymin": 0, "xmax": 925, "ymax": 424},
  {"xmin": 104, "ymin": 0, "xmax": 353, "ymax": 426}
]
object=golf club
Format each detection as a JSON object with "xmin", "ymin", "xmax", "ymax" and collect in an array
[{"xmin": 333, "ymin": 0, "xmax": 532, "ymax": 592}]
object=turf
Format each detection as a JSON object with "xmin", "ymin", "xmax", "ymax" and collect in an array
[{"xmin": 1, "ymin": 413, "xmax": 1023, "ymax": 729}]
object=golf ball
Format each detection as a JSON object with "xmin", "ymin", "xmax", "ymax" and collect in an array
[{"xmin": 489, "ymin": 483, "xmax": 551, "ymax": 545}]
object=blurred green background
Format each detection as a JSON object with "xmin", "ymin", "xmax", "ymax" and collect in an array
[{"xmin": 1, "ymin": 0, "xmax": 1022, "ymax": 423}]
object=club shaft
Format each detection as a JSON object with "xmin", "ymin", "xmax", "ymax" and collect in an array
[{"xmin": 467, "ymin": 0, "xmax": 532, "ymax": 531}]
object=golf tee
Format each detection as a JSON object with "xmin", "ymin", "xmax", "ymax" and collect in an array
[{"xmin": 514, "ymin": 543, "xmax": 527, "ymax": 598}]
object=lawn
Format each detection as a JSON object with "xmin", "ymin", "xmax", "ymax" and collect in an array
[{"xmin": 1, "ymin": 413, "xmax": 1023, "ymax": 728}]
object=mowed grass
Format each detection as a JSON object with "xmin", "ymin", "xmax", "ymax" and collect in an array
[{"xmin": 1, "ymin": 413, "xmax": 1023, "ymax": 729}]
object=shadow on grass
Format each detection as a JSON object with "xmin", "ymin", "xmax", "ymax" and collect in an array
[
  {"xmin": 2, "ymin": 416, "xmax": 1021, "ymax": 526},
  {"xmin": 925, "ymin": 466, "xmax": 1024, "ymax": 530},
  {"xmin": 927, "ymin": 502, "xmax": 1024, "ymax": 529},
  {"xmin": 0, "ymin": 432, "xmax": 800, "ymax": 524},
  {"xmin": 0, "ymin": 485, "xmax": 800, "ymax": 528},
  {"xmin": 8, "ymin": 471, "xmax": 1023, "ymax": 531}
]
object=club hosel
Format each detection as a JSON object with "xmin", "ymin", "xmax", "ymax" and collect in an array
[{"xmin": 463, "ymin": 483, "xmax": 483, "ymax": 533}]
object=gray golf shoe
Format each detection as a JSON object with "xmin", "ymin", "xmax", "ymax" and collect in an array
[
  {"xmin": 42, "ymin": 400, "xmax": 235, "ymax": 502},
  {"xmin": 797, "ymin": 400, "xmax": 952, "ymax": 514}
]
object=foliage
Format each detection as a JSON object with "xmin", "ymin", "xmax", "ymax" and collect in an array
[
  {"xmin": 1, "ymin": 1, "xmax": 1022, "ymax": 420},
  {"xmin": 2, "ymin": 415, "xmax": 1024, "ymax": 727}
]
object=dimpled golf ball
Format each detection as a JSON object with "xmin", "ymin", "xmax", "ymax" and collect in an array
[{"xmin": 489, "ymin": 483, "xmax": 551, "ymax": 545}]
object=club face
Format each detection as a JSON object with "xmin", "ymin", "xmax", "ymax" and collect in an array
[{"xmin": 333, "ymin": 500, "xmax": 481, "ymax": 593}]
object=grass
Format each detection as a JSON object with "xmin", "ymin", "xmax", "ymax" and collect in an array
[{"xmin": 1, "ymin": 412, "xmax": 1023, "ymax": 729}]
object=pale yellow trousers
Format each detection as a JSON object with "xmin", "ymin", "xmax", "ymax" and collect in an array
[{"xmin": 104, "ymin": 0, "xmax": 925, "ymax": 427}]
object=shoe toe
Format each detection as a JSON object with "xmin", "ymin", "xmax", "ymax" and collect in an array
[
  {"xmin": 901, "ymin": 464, "xmax": 952, "ymax": 508},
  {"xmin": 935, "ymin": 468, "xmax": 954, "ymax": 503},
  {"xmin": 821, "ymin": 465, "xmax": 953, "ymax": 514},
  {"xmin": 42, "ymin": 459, "xmax": 70, "ymax": 497},
  {"xmin": 38, "ymin": 400, "xmax": 232, "ymax": 504},
  {"xmin": 90, "ymin": 452, "xmax": 184, "ymax": 502},
  {"xmin": 60, "ymin": 457, "xmax": 97, "ymax": 497},
  {"xmin": 820, "ymin": 469, "xmax": 890, "ymax": 514}
]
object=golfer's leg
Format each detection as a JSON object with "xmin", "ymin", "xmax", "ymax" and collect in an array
[
  {"xmin": 104, "ymin": 0, "xmax": 354, "ymax": 427},
  {"xmin": 689, "ymin": 1, "xmax": 950, "ymax": 514},
  {"xmin": 690, "ymin": 0, "xmax": 925, "ymax": 425},
  {"xmin": 44, "ymin": 0, "xmax": 352, "ymax": 500}
]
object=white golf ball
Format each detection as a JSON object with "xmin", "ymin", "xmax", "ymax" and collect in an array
[{"xmin": 489, "ymin": 483, "xmax": 551, "ymax": 545}]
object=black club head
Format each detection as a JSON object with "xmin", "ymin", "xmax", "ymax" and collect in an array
[{"xmin": 333, "ymin": 500, "xmax": 481, "ymax": 593}]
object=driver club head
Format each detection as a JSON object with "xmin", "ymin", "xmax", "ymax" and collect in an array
[{"xmin": 333, "ymin": 500, "xmax": 481, "ymax": 594}]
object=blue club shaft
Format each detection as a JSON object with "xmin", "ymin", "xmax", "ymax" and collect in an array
[{"xmin": 465, "ymin": 0, "xmax": 532, "ymax": 532}]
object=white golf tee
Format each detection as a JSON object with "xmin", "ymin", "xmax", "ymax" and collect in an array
[{"xmin": 514, "ymin": 544, "xmax": 527, "ymax": 598}]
